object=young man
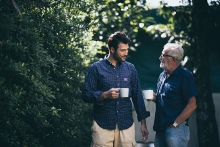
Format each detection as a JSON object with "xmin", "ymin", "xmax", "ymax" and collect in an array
[
  {"xmin": 151, "ymin": 43, "xmax": 197, "ymax": 147},
  {"xmin": 82, "ymin": 31, "xmax": 150, "ymax": 147}
]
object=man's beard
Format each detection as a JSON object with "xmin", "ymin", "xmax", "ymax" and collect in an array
[
  {"xmin": 113, "ymin": 51, "xmax": 126, "ymax": 62},
  {"xmin": 160, "ymin": 62, "xmax": 164, "ymax": 68},
  {"xmin": 160, "ymin": 62, "xmax": 168, "ymax": 70}
]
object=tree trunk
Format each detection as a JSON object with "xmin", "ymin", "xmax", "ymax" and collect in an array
[{"xmin": 192, "ymin": 0, "xmax": 220, "ymax": 146}]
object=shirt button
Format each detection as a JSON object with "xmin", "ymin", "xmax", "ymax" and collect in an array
[
  {"xmin": 117, "ymin": 102, "xmax": 119, "ymax": 104},
  {"xmin": 117, "ymin": 111, "xmax": 118, "ymax": 113}
]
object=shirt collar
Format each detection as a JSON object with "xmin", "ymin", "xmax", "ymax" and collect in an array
[
  {"xmin": 104, "ymin": 55, "xmax": 122, "ymax": 66},
  {"xmin": 104, "ymin": 55, "xmax": 111, "ymax": 65},
  {"xmin": 168, "ymin": 64, "xmax": 182, "ymax": 76}
]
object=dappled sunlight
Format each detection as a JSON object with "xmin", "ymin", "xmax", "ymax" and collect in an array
[
  {"xmin": 193, "ymin": 68, "xmax": 197, "ymax": 74},
  {"xmin": 146, "ymin": 24, "xmax": 172, "ymax": 39},
  {"xmin": 139, "ymin": 23, "xmax": 144, "ymax": 28},
  {"xmin": 182, "ymin": 56, "xmax": 188, "ymax": 66},
  {"xmin": 161, "ymin": 32, "xmax": 167, "ymax": 38},
  {"xmin": 130, "ymin": 46, "xmax": 136, "ymax": 51}
]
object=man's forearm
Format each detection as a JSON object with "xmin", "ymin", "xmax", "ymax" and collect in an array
[{"xmin": 175, "ymin": 96, "xmax": 197, "ymax": 125}]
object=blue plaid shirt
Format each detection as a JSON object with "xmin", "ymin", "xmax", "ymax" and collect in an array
[{"xmin": 82, "ymin": 58, "xmax": 150, "ymax": 130}]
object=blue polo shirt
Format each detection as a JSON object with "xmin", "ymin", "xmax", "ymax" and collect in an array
[
  {"xmin": 153, "ymin": 65, "xmax": 198, "ymax": 132},
  {"xmin": 82, "ymin": 58, "xmax": 150, "ymax": 130}
]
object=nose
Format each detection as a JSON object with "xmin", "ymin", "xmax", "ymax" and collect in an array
[
  {"xmin": 159, "ymin": 55, "xmax": 162, "ymax": 60},
  {"xmin": 125, "ymin": 50, "xmax": 128, "ymax": 55}
]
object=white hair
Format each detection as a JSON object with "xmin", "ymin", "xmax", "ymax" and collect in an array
[{"xmin": 163, "ymin": 43, "xmax": 184, "ymax": 64}]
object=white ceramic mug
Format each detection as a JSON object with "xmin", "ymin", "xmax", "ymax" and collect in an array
[
  {"xmin": 120, "ymin": 88, "xmax": 129, "ymax": 98},
  {"xmin": 142, "ymin": 90, "xmax": 153, "ymax": 100}
]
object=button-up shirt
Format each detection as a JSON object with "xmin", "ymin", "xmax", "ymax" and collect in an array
[
  {"xmin": 153, "ymin": 65, "xmax": 198, "ymax": 132},
  {"xmin": 82, "ymin": 58, "xmax": 150, "ymax": 130}
]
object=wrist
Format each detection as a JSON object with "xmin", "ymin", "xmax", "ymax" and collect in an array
[
  {"xmin": 98, "ymin": 92, "xmax": 106, "ymax": 101},
  {"xmin": 141, "ymin": 119, "xmax": 146, "ymax": 126}
]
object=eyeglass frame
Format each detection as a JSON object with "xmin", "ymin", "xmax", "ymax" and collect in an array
[{"xmin": 160, "ymin": 54, "xmax": 176, "ymax": 58}]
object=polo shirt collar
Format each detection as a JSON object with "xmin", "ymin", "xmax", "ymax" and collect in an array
[{"xmin": 170, "ymin": 64, "xmax": 182, "ymax": 76}]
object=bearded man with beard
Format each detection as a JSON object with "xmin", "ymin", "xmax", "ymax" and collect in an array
[
  {"xmin": 82, "ymin": 31, "xmax": 150, "ymax": 147},
  {"xmin": 149, "ymin": 43, "xmax": 198, "ymax": 147}
]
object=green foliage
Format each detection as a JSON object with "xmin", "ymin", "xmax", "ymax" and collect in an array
[
  {"xmin": 90, "ymin": 0, "xmax": 156, "ymax": 56},
  {"xmin": 156, "ymin": 4, "xmax": 193, "ymax": 56},
  {"xmin": 0, "ymin": 0, "xmax": 97, "ymax": 146}
]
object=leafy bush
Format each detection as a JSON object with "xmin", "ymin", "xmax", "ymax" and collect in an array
[{"xmin": 0, "ymin": 0, "xmax": 98, "ymax": 146}]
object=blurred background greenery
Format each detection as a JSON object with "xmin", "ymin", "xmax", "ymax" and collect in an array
[{"xmin": 0, "ymin": 0, "xmax": 219, "ymax": 147}]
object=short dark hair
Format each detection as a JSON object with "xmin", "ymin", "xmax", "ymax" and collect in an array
[{"xmin": 107, "ymin": 31, "xmax": 131, "ymax": 51}]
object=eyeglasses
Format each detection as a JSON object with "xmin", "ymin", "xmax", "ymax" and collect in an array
[{"xmin": 160, "ymin": 54, "xmax": 174, "ymax": 58}]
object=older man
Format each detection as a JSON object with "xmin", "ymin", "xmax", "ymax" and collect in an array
[{"xmin": 151, "ymin": 43, "xmax": 198, "ymax": 147}]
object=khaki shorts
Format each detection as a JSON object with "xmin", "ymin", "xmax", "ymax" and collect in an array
[{"xmin": 91, "ymin": 120, "xmax": 137, "ymax": 147}]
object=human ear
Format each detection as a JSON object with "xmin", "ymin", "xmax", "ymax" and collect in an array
[{"xmin": 110, "ymin": 47, "xmax": 115, "ymax": 53}]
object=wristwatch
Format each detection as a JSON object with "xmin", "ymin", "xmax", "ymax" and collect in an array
[{"xmin": 173, "ymin": 121, "xmax": 178, "ymax": 127}]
